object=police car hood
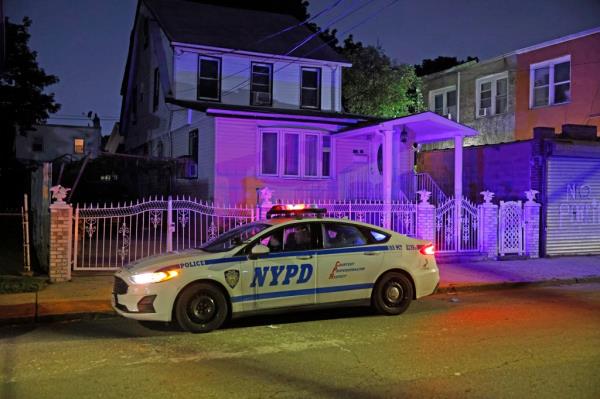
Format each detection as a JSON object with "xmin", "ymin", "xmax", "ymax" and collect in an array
[{"xmin": 123, "ymin": 249, "xmax": 226, "ymax": 274}]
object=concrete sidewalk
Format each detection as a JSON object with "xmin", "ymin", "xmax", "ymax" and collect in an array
[{"xmin": 1, "ymin": 256, "xmax": 599, "ymax": 325}]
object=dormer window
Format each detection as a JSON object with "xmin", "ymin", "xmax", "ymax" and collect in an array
[
  {"xmin": 250, "ymin": 62, "xmax": 273, "ymax": 106},
  {"xmin": 301, "ymin": 67, "xmax": 321, "ymax": 109},
  {"xmin": 197, "ymin": 56, "xmax": 221, "ymax": 101}
]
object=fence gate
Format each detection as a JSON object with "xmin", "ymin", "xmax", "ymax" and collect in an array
[
  {"xmin": 435, "ymin": 197, "xmax": 479, "ymax": 253},
  {"xmin": 73, "ymin": 196, "xmax": 254, "ymax": 271},
  {"xmin": 499, "ymin": 201, "xmax": 523, "ymax": 256}
]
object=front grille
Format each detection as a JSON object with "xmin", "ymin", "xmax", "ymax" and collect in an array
[{"xmin": 113, "ymin": 277, "xmax": 128, "ymax": 295}]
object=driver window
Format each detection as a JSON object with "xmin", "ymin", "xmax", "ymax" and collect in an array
[
  {"xmin": 258, "ymin": 229, "xmax": 284, "ymax": 253},
  {"xmin": 323, "ymin": 223, "xmax": 367, "ymax": 249},
  {"xmin": 282, "ymin": 223, "xmax": 313, "ymax": 252}
]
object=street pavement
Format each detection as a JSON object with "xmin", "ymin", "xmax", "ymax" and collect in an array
[{"xmin": 1, "ymin": 283, "xmax": 599, "ymax": 399}]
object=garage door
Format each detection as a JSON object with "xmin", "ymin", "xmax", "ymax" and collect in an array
[{"xmin": 546, "ymin": 156, "xmax": 600, "ymax": 255}]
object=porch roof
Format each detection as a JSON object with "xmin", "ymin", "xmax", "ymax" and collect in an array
[{"xmin": 333, "ymin": 111, "xmax": 478, "ymax": 143}]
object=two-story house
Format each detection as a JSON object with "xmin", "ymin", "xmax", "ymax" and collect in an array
[
  {"xmin": 422, "ymin": 26, "xmax": 600, "ymax": 147},
  {"xmin": 120, "ymin": 0, "xmax": 477, "ymax": 205}
]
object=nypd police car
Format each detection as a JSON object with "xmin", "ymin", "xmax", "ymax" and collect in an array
[{"xmin": 112, "ymin": 205, "xmax": 439, "ymax": 333}]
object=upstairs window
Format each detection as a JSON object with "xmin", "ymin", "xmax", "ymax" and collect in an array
[
  {"xmin": 259, "ymin": 130, "xmax": 332, "ymax": 178},
  {"xmin": 530, "ymin": 55, "xmax": 571, "ymax": 108},
  {"xmin": 476, "ymin": 72, "xmax": 508, "ymax": 117},
  {"xmin": 197, "ymin": 56, "xmax": 221, "ymax": 101},
  {"xmin": 143, "ymin": 18, "xmax": 149, "ymax": 49},
  {"xmin": 153, "ymin": 68, "xmax": 160, "ymax": 112},
  {"xmin": 73, "ymin": 138, "xmax": 85, "ymax": 154},
  {"xmin": 189, "ymin": 129, "xmax": 198, "ymax": 165},
  {"xmin": 250, "ymin": 63, "xmax": 272, "ymax": 106},
  {"xmin": 428, "ymin": 86, "xmax": 457, "ymax": 120},
  {"xmin": 301, "ymin": 67, "xmax": 321, "ymax": 109}
]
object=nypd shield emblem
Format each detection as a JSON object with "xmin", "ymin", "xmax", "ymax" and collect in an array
[{"xmin": 224, "ymin": 270, "xmax": 240, "ymax": 289}]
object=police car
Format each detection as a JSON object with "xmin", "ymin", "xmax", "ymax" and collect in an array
[{"xmin": 112, "ymin": 204, "xmax": 439, "ymax": 333}]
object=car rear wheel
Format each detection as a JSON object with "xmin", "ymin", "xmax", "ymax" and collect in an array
[
  {"xmin": 175, "ymin": 283, "xmax": 228, "ymax": 333},
  {"xmin": 372, "ymin": 272, "xmax": 413, "ymax": 315}
]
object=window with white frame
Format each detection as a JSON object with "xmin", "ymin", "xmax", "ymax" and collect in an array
[
  {"xmin": 300, "ymin": 67, "xmax": 321, "ymax": 109},
  {"xmin": 476, "ymin": 72, "xmax": 508, "ymax": 117},
  {"xmin": 428, "ymin": 86, "xmax": 457, "ymax": 120},
  {"xmin": 197, "ymin": 56, "xmax": 221, "ymax": 101},
  {"xmin": 530, "ymin": 55, "xmax": 571, "ymax": 108},
  {"xmin": 259, "ymin": 129, "xmax": 332, "ymax": 178},
  {"xmin": 251, "ymin": 63, "xmax": 272, "ymax": 106}
]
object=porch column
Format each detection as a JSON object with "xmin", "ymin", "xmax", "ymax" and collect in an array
[
  {"xmin": 382, "ymin": 129, "xmax": 393, "ymax": 229},
  {"xmin": 454, "ymin": 135, "xmax": 463, "ymax": 250}
]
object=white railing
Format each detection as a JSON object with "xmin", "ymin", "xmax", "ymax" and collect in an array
[
  {"xmin": 73, "ymin": 196, "xmax": 255, "ymax": 270},
  {"xmin": 277, "ymin": 198, "xmax": 417, "ymax": 238}
]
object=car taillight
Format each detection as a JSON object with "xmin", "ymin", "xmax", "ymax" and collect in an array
[{"xmin": 420, "ymin": 244, "xmax": 435, "ymax": 256}]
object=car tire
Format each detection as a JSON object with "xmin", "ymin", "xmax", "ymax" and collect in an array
[
  {"xmin": 372, "ymin": 272, "xmax": 413, "ymax": 315},
  {"xmin": 175, "ymin": 283, "xmax": 228, "ymax": 333}
]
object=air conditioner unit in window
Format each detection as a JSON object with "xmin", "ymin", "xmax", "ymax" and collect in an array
[
  {"xmin": 252, "ymin": 92, "xmax": 271, "ymax": 106},
  {"xmin": 177, "ymin": 157, "xmax": 198, "ymax": 179}
]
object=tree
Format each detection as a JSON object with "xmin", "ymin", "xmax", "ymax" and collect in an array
[
  {"xmin": 0, "ymin": 17, "xmax": 60, "ymax": 157},
  {"xmin": 414, "ymin": 56, "xmax": 478, "ymax": 77},
  {"xmin": 341, "ymin": 36, "xmax": 424, "ymax": 118}
]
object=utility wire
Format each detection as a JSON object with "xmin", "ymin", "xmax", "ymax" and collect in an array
[{"xmin": 205, "ymin": 0, "xmax": 377, "ymax": 99}]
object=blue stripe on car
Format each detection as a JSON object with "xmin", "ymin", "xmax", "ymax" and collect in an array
[
  {"xmin": 195, "ymin": 245, "xmax": 391, "ymax": 267},
  {"xmin": 230, "ymin": 283, "xmax": 374, "ymax": 303}
]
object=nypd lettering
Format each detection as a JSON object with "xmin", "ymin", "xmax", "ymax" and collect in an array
[{"xmin": 250, "ymin": 264, "xmax": 313, "ymax": 287}]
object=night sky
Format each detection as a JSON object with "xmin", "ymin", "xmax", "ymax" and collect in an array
[{"xmin": 5, "ymin": 0, "xmax": 600, "ymax": 134}]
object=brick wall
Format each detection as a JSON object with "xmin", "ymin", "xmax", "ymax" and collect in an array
[{"xmin": 49, "ymin": 204, "xmax": 72, "ymax": 282}]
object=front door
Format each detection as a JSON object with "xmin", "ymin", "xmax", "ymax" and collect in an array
[
  {"xmin": 241, "ymin": 222, "xmax": 319, "ymax": 311},
  {"xmin": 317, "ymin": 222, "xmax": 384, "ymax": 304}
]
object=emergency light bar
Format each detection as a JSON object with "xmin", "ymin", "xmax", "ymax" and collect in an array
[{"xmin": 266, "ymin": 204, "xmax": 327, "ymax": 219}]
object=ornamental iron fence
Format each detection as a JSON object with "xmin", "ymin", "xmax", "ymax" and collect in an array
[{"xmin": 73, "ymin": 196, "xmax": 254, "ymax": 270}]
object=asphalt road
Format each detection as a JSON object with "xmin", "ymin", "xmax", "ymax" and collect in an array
[{"xmin": 1, "ymin": 284, "xmax": 600, "ymax": 399}]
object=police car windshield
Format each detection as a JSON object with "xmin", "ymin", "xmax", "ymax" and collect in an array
[{"xmin": 198, "ymin": 223, "xmax": 270, "ymax": 253}]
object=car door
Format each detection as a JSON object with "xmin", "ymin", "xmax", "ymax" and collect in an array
[
  {"xmin": 241, "ymin": 222, "xmax": 319, "ymax": 311},
  {"xmin": 316, "ymin": 222, "xmax": 384, "ymax": 304}
]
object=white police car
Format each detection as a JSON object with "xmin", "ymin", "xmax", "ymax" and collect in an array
[{"xmin": 112, "ymin": 205, "xmax": 439, "ymax": 333}]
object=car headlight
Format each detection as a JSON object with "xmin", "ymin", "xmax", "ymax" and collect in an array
[{"xmin": 130, "ymin": 269, "xmax": 179, "ymax": 285}]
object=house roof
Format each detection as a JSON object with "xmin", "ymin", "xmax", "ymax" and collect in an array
[
  {"xmin": 143, "ymin": 0, "xmax": 348, "ymax": 64},
  {"xmin": 335, "ymin": 111, "xmax": 478, "ymax": 143},
  {"xmin": 166, "ymin": 98, "xmax": 378, "ymax": 125}
]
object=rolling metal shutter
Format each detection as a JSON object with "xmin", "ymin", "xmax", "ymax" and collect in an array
[{"xmin": 546, "ymin": 156, "xmax": 600, "ymax": 255}]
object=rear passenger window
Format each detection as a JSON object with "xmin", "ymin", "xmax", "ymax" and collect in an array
[
  {"xmin": 323, "ymin": 223, "xmax": 367, "ymax": 248},
  {"xmin": 369, "ymin": 230, "xmax": 389, "ymax": 242}
]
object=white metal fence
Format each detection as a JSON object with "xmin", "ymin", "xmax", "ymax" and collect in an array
[
  {"xmin": 435, "ymin": 197, "xmax": 480, "ymax": 253},
  {"xmin": 73, "ymin": 197, "xmax": 419, "ymax": 271},
  {"xmin": 73, "ymin": 196, "xmax": 255, "ymax": 270},
  {"xmin": 73, "ymin": 195, "xmax": 488, "ymax": 271}
]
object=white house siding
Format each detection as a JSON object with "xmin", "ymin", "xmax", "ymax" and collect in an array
[
  {"xmin": 173, "ymin": 48, "xmax": 342, "ymax": 112},
  {"xmin": 213, "ymin": 117, "xmax": 352, "ymax": 204},
  {"xmin": 124, "ymin": 3, "xmax": 174, "ymax": 153}
]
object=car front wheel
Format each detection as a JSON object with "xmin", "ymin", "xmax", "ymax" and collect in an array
[
  {"xmin": 175, "ymin": 283, "xmax": 228, "ymax": 333},
  {"xmin": 372, "ymin": 272, "xmax": 413, "ymax": 315}
]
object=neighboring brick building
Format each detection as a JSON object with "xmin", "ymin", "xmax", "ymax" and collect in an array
[{"xmin": 422, "ymin": 26, "xmax": 600, "ymax": 148}]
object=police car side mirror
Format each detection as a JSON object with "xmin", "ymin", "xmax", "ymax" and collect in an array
[{"xmin": 250, "ymin": 244, "xmax": 270, "ymax": 259}]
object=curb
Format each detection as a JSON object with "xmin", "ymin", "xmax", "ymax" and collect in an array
[{"xmin": 436, "ymin": 276, "xmax": 600, "ymax": 294}]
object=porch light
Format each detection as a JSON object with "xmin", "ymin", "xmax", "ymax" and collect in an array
[{"xmin": 401, "ymin": 126, "xmax": 408, "ymax": 143}]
